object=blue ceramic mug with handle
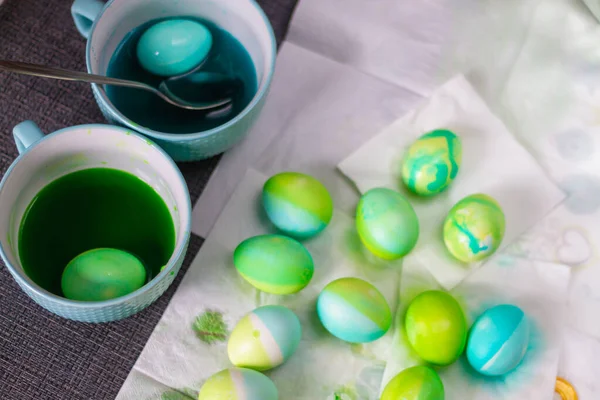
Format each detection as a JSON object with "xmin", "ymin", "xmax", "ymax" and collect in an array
[
  {"xmin": 71, "ymin": 0, "xmax": 276, "ymax": 162},
  {"xmin": 0, "ymin": 121, "xmax": 191, "ymax": 323}
]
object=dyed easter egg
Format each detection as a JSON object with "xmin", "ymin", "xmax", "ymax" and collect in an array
[
  {"xmin": 233, "ymin": 235, "xmax": 314, "ymax": 295},
  {"xmin": 381, "ymin": 366, "xmax": 445, "ymax": 400},
  {"xmin": 402, "ymin": 129, "xmax": 462, "ymax": 196},
  {"xmin": 356, "ymin": 188, "xmax": 419, "ymax": 260},
  {"xmin": 61, "ymin": 248, "xmax": 146, "ymax": 301},
  {"xmin": 262, "ymin": 172, "xmax": 333, "ymax": 239},
  {"xmin": 198, "ymin": 368, "xmax": 278, "ymax": 400},
  {"xmin": 443, "ymin": 194, "xmax": 506, "ymax": 263},
  {"xmin": 405, "ymin": 290, "xmax": 467, "ymax": 365},
  {"xmin": 136, "ymin": 19, "xmax": 213, "ymax": 77},
  {"xmin": 317, "ymin": 277, "xmax": 391, "ymax": 343},
  {"xmin": 467, "ymin": 304, "xmax": 529, "ymax": 376},
  {"xmin": 228, "ymin": 305, "xmax": 302, "ymax": 371}
]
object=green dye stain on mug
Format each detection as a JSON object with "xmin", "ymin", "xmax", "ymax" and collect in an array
[{"xmin": 18, "ymin": 168, "xmax": 175, "ymax": 297}]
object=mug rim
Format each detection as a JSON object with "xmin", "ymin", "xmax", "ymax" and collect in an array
[
  {"xmin": 85, "ymin": 0, "xmax": 277, "ymax": 141},
  {"xmin": 0, "ymin": 123, "xmax": 192, "ymax": 309}
]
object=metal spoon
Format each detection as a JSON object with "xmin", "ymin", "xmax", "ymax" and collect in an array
[{"xmin": 0, "ymin": 60, "xmax": 231, "ymax": 111}]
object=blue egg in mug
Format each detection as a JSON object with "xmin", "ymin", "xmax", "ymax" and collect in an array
[{"xmin": 71, "ymin": 0, "xmax": 276, "ymax": 161}]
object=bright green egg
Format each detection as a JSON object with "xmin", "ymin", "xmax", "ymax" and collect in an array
[
  {"xmin": 356, "ymin": 187, "xmax": 419, "ymax": 260},
  {"xmin": 198, "ymin": 368, "xmax": 278, "ymax": 400},
  {"xmin": 402, "ymin": 129, "xmax": 462, "ymax": 196},
  {"xmin": 405, "ymin": 290, "xmax": 467, "ymax": 366},
  {"xmin": 61, "ymin": 248, "xmax": 147, "ymax": 301},
  {"xmin": 443, "ymin": 193, "xmax": 506, "ymax": 263},
  {"xmin": 381, "ymin": 366, "xmax": 445, "ymax": 400},
  {"xmin": 233, "ymin": 234, "xmax": 314, "ymax": 295}
]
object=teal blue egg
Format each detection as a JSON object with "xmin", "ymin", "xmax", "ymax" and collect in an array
[
  {"xmin": 467, "ymin": 304, "xmax": 529, "ymax": 376},
  {"xmin": 61, "ymin": 248, "xmax": 147, "ymax": 301},
  {"xmin": 356, "ymin": 188, "xmax": 419, "ymax": 260},
  {"xmin": 136, "ymin": 19, "xmax": 213, "ymax": 77}
]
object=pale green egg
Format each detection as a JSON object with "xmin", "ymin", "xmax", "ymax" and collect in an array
[
  {"xmin": 198, "ymin": 368, "xmax": 278, "ymax": 400},
  {"xmin": 443, "ymin": 194, "xmax": 506, "ymax": 263},
  {"xmin": 402, "ymin": 129, "xmax": 462, "ymax": 196},
  {"xmin": 233, "ymin": 235, "xmax": 314, "ymax": 295},
  {"xmin": 61, "ymin": 248, "xmax": 146, "ymax": 301},
  {"xmin": 381, "ymin": 366, "xmax": 445, "ymax": 400}
]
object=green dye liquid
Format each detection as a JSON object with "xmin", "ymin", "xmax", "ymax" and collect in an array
[{"xmin": 18, "ymin": 168, "xmax": 175, "ymax": 297}]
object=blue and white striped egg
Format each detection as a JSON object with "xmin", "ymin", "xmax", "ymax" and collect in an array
[
  {"xmin": 467, "ymin": 304, "xmax": 530, "ymax": 376},
  {"xmin": 198, "ymin": 368, "xmax": 278, "ymax": 400},
  {"xmin": 228, "ymin": 305, "xmax": 302, "ymax": 371}
]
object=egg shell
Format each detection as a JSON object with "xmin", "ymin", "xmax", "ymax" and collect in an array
[
  {"xmin": 233, "ymin": 235, "xmax": 314, "ymax": 295},
  {"xmin": 405, "ymin": 290, "xmax": 467, "ymax": 365},
  {"xmin": 228, "ymin": 305, "xmax": 302, "ymax": 371},
  {"xmin": 467, "ymin": 304, "xmax": 529, "ymax": 376},
  {"xmin": 61, "ymin": 248, "xmax": 146, "ymax": 301},
  {"xmin": 262, "ymin": 172, "xmax": 333, "ymax": 239},
  {"xmin": 198, "ymin": 368, "xmax": 278, "ymax": 400},
  {"xmin": 381, "ymin": 366, "xmax": 445, "ymax": 400},
  {"xmin": 136, "ymin": 19, "xmax": 213, "ymax": 77},
  {"xmin": 402, "ymin": 129, "xmax": 462, "ymax": 196},
  {"xmin": 443, "ymin": 193, "xmax": 506, "ymax": 263},
  {"xmin": 356, "ymin": 187, "xmax": 419, "ymax": 260},
  {"xmin": 317, "ymin": 277, "xmax": 391, "ymax": 343}
]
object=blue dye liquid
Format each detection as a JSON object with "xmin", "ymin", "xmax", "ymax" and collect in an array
[{"xmin": 106, "ymin": 17, "xmax": 257, "ymax": 134}]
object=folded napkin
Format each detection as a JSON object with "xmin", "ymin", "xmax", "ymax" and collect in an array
[
  {"xmin": 338, "ymin": 75, "xmax": 565, "ymax": 289},
  {"xmin": 117, "ymin": 169, "xmax": 402, "ymax": 400},
  {"xmin": 382, "ymin": 255, "xmax": 571, "ymax": 400}
]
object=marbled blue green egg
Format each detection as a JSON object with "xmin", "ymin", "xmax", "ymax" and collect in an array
[
  {"xmin": 262, "ymin": 172, "xmax": 333, "ymax": 239},
  {"xmin": 198, "ymin": 368, "xmax": 278, "ymax": 400},
  {"xmin": 443, "ymin": 194, "xmax": 506, "ymax": 263},
  {"xmin": 402, "ymin": 129, "xmax": 462, "ymax": 196},
  {"xmin": 228, "ymin": 305, "xmax": 302, "ymax": 371},
  {"xmin": 356, "ymin": 188, "xmax": 419, "ymax": 260},
  {"xmin": 381, "ymin": 366, "xmax": 445, "ymax": 400},
  {"xmin": 136, "ymin": 19, "xmax": 213, "ymax": 77},
  {"xmin": 317, "ymin": 277, "xmax": 392, "ymax": 343},
  {"xmin": 233, "ymin": 235, "xmax": 314, "ymax": 295},
  {"xmin": 467, "ymin": 304, "xmax": 529, "ymax": 376}
]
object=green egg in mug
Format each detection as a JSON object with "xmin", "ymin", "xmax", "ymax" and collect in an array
[{"xmin": 0, "ymin": 121, "xmax": 191, "ymax": 323}]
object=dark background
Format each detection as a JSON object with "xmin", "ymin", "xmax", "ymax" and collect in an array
[{"xmin": 0, "ymin": 0, "xmax": 297, "ymax": 398}]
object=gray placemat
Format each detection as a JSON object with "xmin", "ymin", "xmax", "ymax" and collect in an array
[{"xmin": 0, "ymin": 0, "xmax": 297, "ymax": 398}]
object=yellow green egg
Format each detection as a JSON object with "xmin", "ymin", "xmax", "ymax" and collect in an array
[
  {"xmin": 381, "ymin": 366, "xmax": 445, "ymax": 400},
  {"xmin": 356, "ymin": 187, "xmax": 419, "ymax": 260},
  {"xmin": 402, "ymin": 129, "xmax": 462, "ymax": 196},
  {"xmin": 405, "ymin": 290, "xmax": 467, "ymax": 366},
  {"xmin": 228, "ymin": 305, "xmax": 302, "ymax": 371},
  {"xmin": 233, "ymin": 234, "xmax": 314, "ymax": 295},
  {"xmin": 443, "ymin": 193, "xmax": 506, "ymax": 263},
  {"xmin": 61, "ymin": 248, "xmax": 146, "ymax": 301},
  {"xmin": 262, "ymin": 172, "xmax": 333, "ymax": 239},
  {"xmin": 198, "ymin": 368, "xmax": 278, "ymax": 400},
  {"xmin": 317, "ymin": 277, "xmax": 392, "ymax": 343}
]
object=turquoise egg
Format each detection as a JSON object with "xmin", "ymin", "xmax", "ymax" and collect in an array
[
  {"xmin": 381, "ymin": 366, "xmax": 445, "ymax": 400},
  {"xmin": 356, "ymin": 187, "xmax": 419, "ymax": 260},
  {"xmin": 228, "ymin": 305, "xmax": 302, "ymax": 371},
  {"xmin": 198, "ymin": 368, "xmax": 278, "ymax": 400},
  {"xmin": 61, "ymin": 248, "xmax": 146, "ymax": 301},
  {"xmin": 136, "ymin": 19, "xmax": 213, "ymax": 77},
  {"xmin": 262, "ymin": 172, "xmax": 334, "ymax": 239},
  {"xmin": 402, "ymin": 129, "xmax": 462, "ymax": 196},
  {"xmin": 317, "ymin": 277, "xmax": 392, "ymax": 343},
  {"xmin": 233, "ymin": 235, "xmax": 314, "ymax": 295},
  {"xmin": 467, "ymin": 304, "xmax": 529, "ymax": 376}
]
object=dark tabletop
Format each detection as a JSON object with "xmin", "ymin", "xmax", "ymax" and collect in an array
[{"xmin": 0, "ymin": 0, "xmax": 297, "ymax": 398}]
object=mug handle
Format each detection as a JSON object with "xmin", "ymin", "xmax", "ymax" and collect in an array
[
  {"xmin": 13, "ymin": 121, "xmax": 45, "ymax": 154},
  {"xmin": 71, "ymin": 0, "xmax": 105, "ymax": 39}
]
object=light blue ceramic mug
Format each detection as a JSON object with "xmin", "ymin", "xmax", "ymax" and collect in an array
[
  {"xmin": 71, "ymin": 0, "xmax": 276, "ymax": 162},
  {"xmin": 0, "ymin": 121, "xmax": 192, "ymax": 323}
]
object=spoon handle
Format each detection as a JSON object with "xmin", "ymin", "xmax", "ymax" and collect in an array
[{"xmin": 0, "ymin": 60, "xmax": 153, "ymax": 91}]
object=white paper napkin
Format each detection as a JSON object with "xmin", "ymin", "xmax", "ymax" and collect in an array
[
  {"xmin": 117, "ymin": 169, "xmax": 403, "ymax": 400},
  {"xmin": 382, "ymin": 255, "xmax": 571, "ymax": 400},
  {"xmin": 338, "ymin": 75, "xmax": 565, "ymax": 289}
]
